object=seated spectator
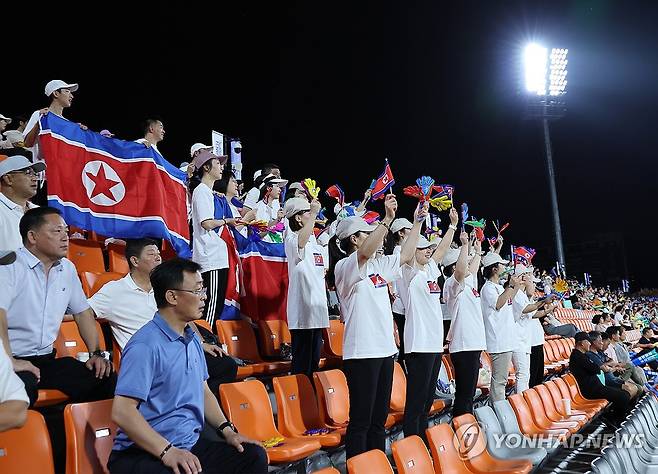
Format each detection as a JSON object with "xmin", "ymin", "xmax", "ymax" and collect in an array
[
  {"xmin": 0, "ymin": 207, "xmax": 115, "ymax": 406},
  {"xmin": 0, "ymin": 155, "xmax": 44, "ymax": 251},
  {"xmin": 0, "ymin": 250, "xmax": 29, "ymax": 433},
  {"xmin": 0, "ymin": 113, "xmax": 15, "ymax": 149},
  {"xmin": 603, "ymin": 328, "xmax": 647, "ymax": 386},
  {"xmin": 89, "ymin": 238, "xmax": 238, "ymax": 397},
  {"xmin": 541, "ymin": 304, "xmax": 578, "ymax": 337},
  {"xmin": 587, "ymin": 331, "xmax": 640, "ymax": 398},
  {"xmin": 635, "ymin": 327, "xmax": 658, "ymax": 371},
  {"xmin": 570, "ymin": 332, "xmax": 631, "ymax": 424},
  {"xmin": 108, "ymin": 258, "xmax": 267, "ymax": 474}
]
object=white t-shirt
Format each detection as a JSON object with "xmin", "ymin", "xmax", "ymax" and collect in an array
[
  {"xmin": 284, "ymin": 231, "xmax": 329, "ymax": 330},
  {"xmin": 243, "ymin": 187, "xmax": 260, "ymax": 210},
  {"xmin": 335, "ymin": 252, "xmax": 401, "ymax": 359},
  {"xmin": 399, "ymin": 260, "xmax": 444, "ymax": 353},
  {"xmin": 88, "ymin": 274, "xmax": 158, "ymax": 350},
  {"xmin": 0, "ymin": 193, "xmax": 37, "ymax": 251},
  {"xmin": 24, "ymin": 110, "xmax": 45, "ymax": 163},
  {"xmin": 255, "ymin": 200, "xmax": 282, "ymax": 243},
  {"xmin": 391, "ymin": 245, "xmax": 406, "ymax": 315},
  {"xmin": 480, "ymin": 280, "xmax": 518, "ymax": 353},
  {"xmin": 512, "ymin": 291, "xmax": 534, "ymax": 354},
  {"xmin": 444, "ymin": 274, "xmax": 486, "ymax": 353},
  {"xmin": 0, "ymin": 339, "xmax": 29, "ymax": 404},
  {"xmin": 191, "ymin": 183, "xmax": 228, "ymax": 272},
  {"xmin": 134, "ymin": 138, "xmax": 161, "ymax": 155},
  {"xmin": 530, "ymin": 316, "xmax": 545, "ymax": 347}
]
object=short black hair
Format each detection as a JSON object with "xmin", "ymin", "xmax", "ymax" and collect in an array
[
  {"xmin": 214, "ymin": 172, "xmax": 235, "ymax": 194},
  {"xmin": 643, "ymin": 327, "xmax": 653, "ymax": 335},
  {"xmin": 125, "ymin": 238, "xmax": 159, "ymax": 269},
  {"xmin": 150, "ymin": 258, "xmax": 201, "ymax": 309},
  {"xmin": 141, "ymin": 117, "xmax": 163, "ymax": 136},
  {"xmin": 588, "ymin": 330, "xmax": 602, "ymax": 342},
  {"xmin": 606, "ymin": 326, "xmax": 622, "ymax": 338},
  {"xmin": 19, "ymin": 207, "xmax": 62, "ymax": 242},
  {"xmin": 482, "ymin": 263, "xmax": 499, "ymax": 279},
  {"xmin": 601, "ymin": 332, "xmax": 611, "ymax": 341},
  {"xmin": 261, "ymin": 163, "xmax": 280, "ymax": 175}
]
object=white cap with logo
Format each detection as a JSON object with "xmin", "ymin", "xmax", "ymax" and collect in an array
[
  {"xmin": 190, "ymin": 143, "xmax": 212, "ymax": 157},
  {"xmin": 45, "ymin": 80, "xmax": 79, "ymax": 97},
  {"xmin": 283, "ymin": 197, "xmax": 311, "ymax": 219},
  {"xmin": 482, "ymin": 252, "xmax": 509, "ymax": 267},
  {"xmin": 390, "ymin": 218, "xmax": 413, "ymax": 234},
  {"xmin": 335, "ymin": 216, "xmax": 376, "ymax": 240}
]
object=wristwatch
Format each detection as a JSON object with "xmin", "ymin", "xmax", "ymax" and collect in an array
[
  {"xmin": 217, "ymin": 421, "xmax": 238, "ymax": 437},
  {"xmin": 88, "ymin": 349, "xmax": 104, "ymax": 359}
]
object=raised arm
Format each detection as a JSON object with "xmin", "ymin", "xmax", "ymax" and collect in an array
[
  {"xmin": 495, "ymin": 274, "xmax": 522, "ymax": 311},
  {"xmin": 468, "ymin": 238, "xmax": 482, "ymax": 277},
  {"xmin": 400, "ymin": 202, "xmax": 428, "ymax": 266},
  {"xmin": 357, "ymin": 193, "xmax": 396, "ymax": 267},
  {"xmin": 432, "ymin": 207, "xmax": 458, "ymax": 264},
  {"xmin": 298, "ymin": 199, "xmax": 321, "ymax": 249},
  {"xmin": 453, "ymin": 231, "xmax": 470, "ymax": 284}
]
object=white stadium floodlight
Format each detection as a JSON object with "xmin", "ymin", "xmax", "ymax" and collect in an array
[
  {"xmin": 524, "ymin": 43, "xmax": 547, "ymax": 96},
  {"xmin": 549, "ymin": 48, "xmax": 568, "ymax": 96}
]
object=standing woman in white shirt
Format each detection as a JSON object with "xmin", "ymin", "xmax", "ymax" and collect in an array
[
  {"xmin": 511, "ymin": 265, "xmax": 552, "ymax": 393},
  {"xmin": 443, "ymin": 232, "xmax": 484, "ymax": 416},
  {"xmin": 326, "ymin": 194, "xmax": 424, "ymax": 459},
  {"xmin": 399, "ymin": 206, "xmax": 458, "ymax": 441},
  {"xmin": 190, "ymin": 150, "xmax": 230, "ymax": 327},
  {"xmin": 283, "ymin": 197, "xmax": 329, "ymax": 379},
  {"xmin": 386, "ymin": 217, "xmax": 412, "ymax": 367},
  {"xmin": 480, "ymin": 252, "xmax": 522, "ymax": 402}
]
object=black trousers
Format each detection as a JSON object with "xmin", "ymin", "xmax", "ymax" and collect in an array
[
  {"xmin": 16, "ymin": 352, "xmax": 117, "ymax": 407},
  {"xmin": 450, "ymin": 350, "xmax": 481, "ymax": 417},
  {"xmin": 202, "ymin": 268, "xmax": 229, "ymax": 327},
  {"xmin": 343, "ymin": 356, "xmax": 394, "ymax": 459},
  {"xmin": 529, "ymin": 344, "xmax": 545, "ymax": 388},
  {"xmin": 584, "ymin": 385, "xmax": 631, "ymax": 422},
  {"xmin": 195, "ymin": 325, "xmax": 239, "ymax": 400},
  {"xmin": 403, "ymin": 352, "xmax": 442, "ymax": 443},
  {"xmin": 290, "ymin": 328, "xmax": 323, "ymax": 380},
  {"xmin": 393, "ymin": 312, "xmax": 406, "ymax": 368},
  {"xmin": 107, "ymin": 436, "xmax": 268, "ymax": 473}
]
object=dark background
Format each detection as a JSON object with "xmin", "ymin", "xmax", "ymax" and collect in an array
[{"xmin": 3, "ymin": 1, "xmax": 657, "ymax": 288}]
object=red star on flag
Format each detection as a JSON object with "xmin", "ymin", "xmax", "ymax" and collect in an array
[{"xmin": 86, "ymin": 164, "xmax": 120, "ymax": 200}]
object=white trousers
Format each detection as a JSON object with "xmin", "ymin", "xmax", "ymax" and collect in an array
[{"xmin": 512, "ymin": 350, "xmax": 531, "ymax": 394}]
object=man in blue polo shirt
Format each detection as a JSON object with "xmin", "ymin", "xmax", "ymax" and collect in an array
[{"xmin": 108, "ymin": 258, "xmax": 267, "ymax": 474}]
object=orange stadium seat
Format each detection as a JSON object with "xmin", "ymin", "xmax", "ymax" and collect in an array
[
  {"xmin": 219, "ymin": 380, "xmax": 321, "ymax": 463},
  {"xmin": 79, "ymin": 271, "xmax": 123, "ymax": 297},
  {"xmin": 257, "ymin": 319, "xmax": 291, "ymax": 359},
  {"xmin": 107, "ymin": 244, "xmax": 129, "ymax": 275},
  {"xmin": 347, "ymin": 449, "xmax": 394, "ymax": 474},
  {"xmin": 64, "ymin": 399, "xmax": 116, "ymax": 474},
  {"xmin": 452, "ymin": 414, "xmax": 533, "ymax": 473},
  {"xmin": 216, "ymin": 320, "xmax": 290, "ymax": 375},
  {"xmin": 533, "ymin": 383, "xmax": 590, "ymax": 422},
  {"xmin": 54, "ymin": 321, "xmax": 106, "ymax": 359},
  {"xmin": 507, "ymin": 394, "xmax": 570, "ymax": 442},
  {"xmin": 0, "ymin": 410, "xmax": 55, "ymax": 474},
  {"xmin": 68, "ymin": 239, "xmax": 105, "ymax": 273},
  {"xmin": 313, "ymin": 370, "xmax": 350, "ymax": 434},
  {"xmin": 425, "ymin": 423, "xmax": 473, "ymax": 474},
  {"xmin": 522, "ymin": 388, "xmax": 582, "ymax": 431},
  {"xmin": 272, "ymin": 374, "xmax": 342, "ymax": 448},
  {"xmin": 391, "ymin": 435, "xmax": 434, "ymax": 474},
  {"xmin": 322, "ymin": 320, "xmax": 344, "ymax": 358}
]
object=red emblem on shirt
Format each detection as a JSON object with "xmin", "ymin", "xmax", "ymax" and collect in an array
[
  {"xmin": 471, "ymin": 287, "xmax": 480, "ymax": 297},
  {"xmin": 369, "ymin": 273, "xmax": 388, "ymax": 288},
  {"xmin": 427, "ymin": 281, "xmax": 441, "ymax": 294},
  {"xmin": 313, "ymin": 253, "xmax": 324, "ymax": 266}
]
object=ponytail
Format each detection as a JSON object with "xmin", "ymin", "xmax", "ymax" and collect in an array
[{"xmin": 326, "ymin": 235, "xmax": 349, "ymax": 289}]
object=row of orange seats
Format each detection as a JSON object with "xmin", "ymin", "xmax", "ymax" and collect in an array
[
  {"xmin": 346, "ymin": 372, "xmax": 609, "ymax": 474},
  {"xmin": 0, "ymin": 365, "xmax": 448, "ymax": 474}
]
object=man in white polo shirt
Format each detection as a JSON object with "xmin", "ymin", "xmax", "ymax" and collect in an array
[
  {"xmin": 89, "ymin": 238, "xmax": 238, "ymax": 397},
  {"xmin": 135, "ymin": 118, "xmax": 165, "ymax": 154},
  {"xmin": 0, "ymin": 250, "xmax": 29, "ymax": 433},
  {"xmin": 0, "ymin": 154, "xmax": 44, "ymax": 251}
]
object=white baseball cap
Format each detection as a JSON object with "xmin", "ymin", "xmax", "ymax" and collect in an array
[
  {"xmin": 192, "ymin": 149, "xmax": 227, "ymax": 169},
  {"xmin": 283, "ymin": 197, "xmax": 311, "ymax": 219},
  {"xmin": 0, "ymin": 154, "xmax": 46, "ymax": 177},
  {"xmin": 190, "ymin": 143, "xmax": 212, "ymax": 157},
  {"xmin": 45, "ymin": 80, "xmax": 78, "ymax": 97},
  {"xmin": 514, "ymin": 264, "xmax": 533, "ymax": 276},
  {"xmin": 441, "ymin": 248, "xmax": 461, "ymax": 267},
  {"xmin": 0, "ymin": 113, "xmax": 12, "ymax": 123},
  {"xmin": 335, "ymin": 216, "xmax": 377, "ymax": 240},
  {"xmin": 482, "ymin": 252, "xmax": 509, "ymax": 267},
  {"xmin": 258, "ymin": 173, "xmax": 288, "ymax": 190},
  {"xmin": 390, "ymin": 218, "xmax": 413, "ymax": 234},
  {"xmin": 416, "ymin": 236, "xmax": 437, "ymax": 250},
  {"xmin": 253, "ymin": 169, "xmax": 262, "ymax": 181}
]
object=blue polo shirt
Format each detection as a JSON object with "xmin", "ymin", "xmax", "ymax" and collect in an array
[{"xmin": 112, "ymin": 312, "xmax": 209, "ymax": 451}]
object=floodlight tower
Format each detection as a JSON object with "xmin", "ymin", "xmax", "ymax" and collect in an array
[{"xmin": 523, "ymin": 44, "xmax": 569, "ymax": 272}]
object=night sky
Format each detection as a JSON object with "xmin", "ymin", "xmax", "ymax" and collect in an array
[{"xmin": 4, "ymin": 1, "xmax": 658, "ymax": 288}]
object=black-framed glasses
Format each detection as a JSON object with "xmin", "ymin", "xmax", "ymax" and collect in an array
[
  {"xmin": 10, "ymin": 168, "xmax": 37, "ymax": 176},
  {"xmin": 171, "ymin": 287, "xmax": 206, "ymax": 297}
]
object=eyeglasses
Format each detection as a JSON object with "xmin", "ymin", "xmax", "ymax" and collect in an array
[
  {"xmin": 10, "ymin": 168, "xmax": 37, "ymax": 176},
  {"xmin": 171, "ymin": 287, "xmax": 206, "ymax": 297}
]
